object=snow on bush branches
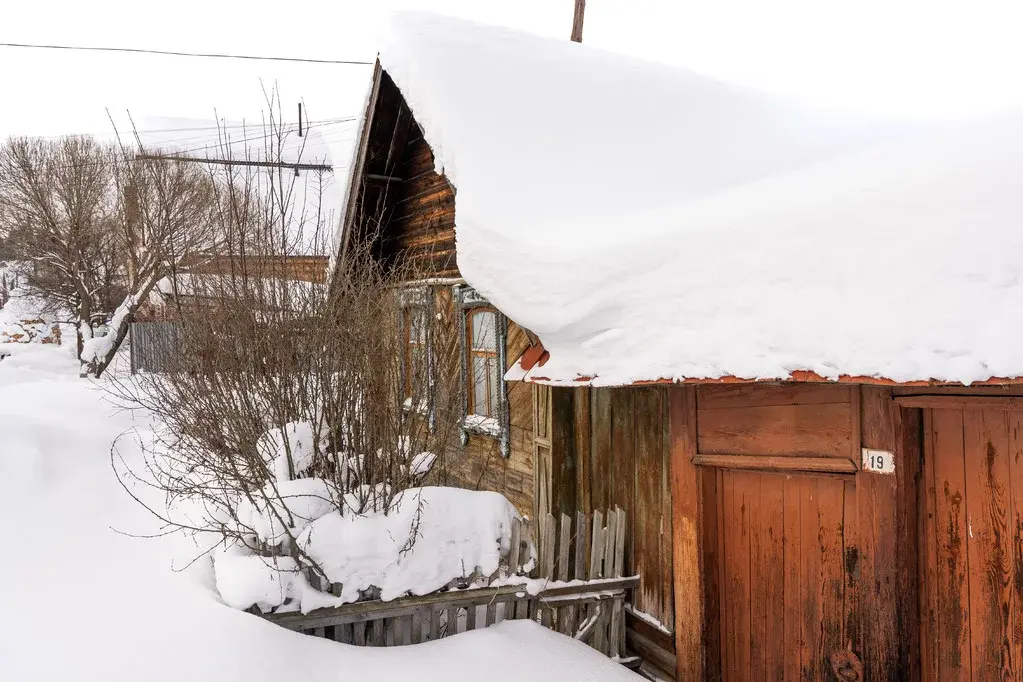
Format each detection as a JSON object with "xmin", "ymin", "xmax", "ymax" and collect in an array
[{"xmin": 210, "ymin": 420, "xmax": 519, "ymax": 613}]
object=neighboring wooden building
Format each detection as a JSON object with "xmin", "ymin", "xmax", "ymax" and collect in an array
[{"xmin": 340, "ymin": 14, "xmax": 1023, "ymax": 681}]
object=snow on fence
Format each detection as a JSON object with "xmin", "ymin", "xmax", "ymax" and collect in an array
[
  {"xmin": 129, "ymin": 322, "xmax": 183, "ymax": 373},
  {"xmin": 263, "ymin": 508, "xmax": 640, "ymax": 667}
]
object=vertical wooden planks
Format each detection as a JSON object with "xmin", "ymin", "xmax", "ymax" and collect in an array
[
  {"xmin": 575, "ymin": 387, "xmax": 593, "ymax": 515},
  {"xmin": 931, "ymin": 408, "xmax": 971, "ymax": 681},
  {"xmin": 920, "ymin": 408, "xmax": 939, "ymax": 682},
  {"xmin": 669, "ymin": 385, "xmax": 704, "ymax": 682},
  {"xmin": 818, "ymin": 479, "xmax": 846, "ymax": 682},
  {"xmin": 761, "ymin": 475, "xmax": 786, "ymax": 682},
  {"xmin": 858, "ymin": 387, "xmax": 902, "ymax": 679},
  {"xmin": 798, "ymin": 476, "xmax": 821, "ymax": 681},
  {"xmin": 611, "ymin": 389, "xmax": 636, "ymax": 578},
  {"xmin": 1008, "ymin": 410, "xmax": 1023, "ymax": 680},
  {"xmin": 782, "ymin": 475, "xmax": 802, "ymax": 682},
  {"xmin": 551, "ymin": 387, "xmax": 578, "ymax": 518},
  {"xmin": 590, "ymin": 388, "xmax": 613, "ymax": 515},
  {"xmin": 748, "ymin": 474, "xmax": 767, "ymax": 680},
  {"xmin": 634, "ymin": 388, "xmax": 663, "ymax": 621},
  {"xmin": 559, "ymin": 513, "xmax": 572, "ymax": 582},
  {"xmin": 575, "ymin": 511, "xmax": 587, "ymax": 581},
  {"xmin": 701, "ymin": 467, "xmax": 723, "ymax": 682},
  {"xmin": 898, "ymin": 406, "xmax": 923, "ymax": 682},
  {"xmin": 963, "ymin": 409, "xmax": 1015, "ymax": 680},
  {"xmin": 590, "ymin": 509, "xmax": 605, "ymax": 580},
  {"xmin": 661, "ymin": 391, "xmax": 676, "ymax": 634},
  {"xmin": 729, "ymin": 472, "xmax": 753, "ymax": 682}
]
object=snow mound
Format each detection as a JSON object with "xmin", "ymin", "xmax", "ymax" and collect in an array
[
  {"xmin": 0, "ymin": 350, "xmax": 636, "ymax": 682},
  {"xmin": 217, "ymin": 486, "xmax": 520, "ymax": 611},
  {"xmin": 378, "ymin": 13, "xmax": 1023, "ymax": 385}
]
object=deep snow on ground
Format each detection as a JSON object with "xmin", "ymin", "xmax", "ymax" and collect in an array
[{"xmin": 0, "ymin": 346, "xmax": 638, "ymax": 681}]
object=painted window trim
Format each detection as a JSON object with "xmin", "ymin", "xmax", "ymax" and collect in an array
[
  {"xmin": 398, "ymin": 286, "xmax": 435, "ymax": 432},
  {"xmin": 455, "ymin": 284, "xmax": 510, "ymax": 457}
]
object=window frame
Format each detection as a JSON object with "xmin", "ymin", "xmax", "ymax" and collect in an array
[
  {"xmin": 455, "ymin": 285, "xmax": 510, "ymax": 457},
  {"xmin": 398, "ymin": 286, "xmax": 434, "ymax": 428},
  {"xmin": 465, "ymin": 306, "xmax": 500, "ymax": 419}
]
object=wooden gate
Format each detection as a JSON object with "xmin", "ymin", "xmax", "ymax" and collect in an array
[
  {"xmin": 687, "ymin": 384, "xmax": 865, "ymax": 681},
  {"xmin": 919, "ymin": 403, "xmax": 1023, "ymax": 681},
  {"xmin": 702, "ymin": 467, "xmax": 856, "ymax": 681}
]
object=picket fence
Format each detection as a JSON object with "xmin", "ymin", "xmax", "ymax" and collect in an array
[{"xmin": 263, "ymin": 507, "xmax": 639, "ymax": 668}]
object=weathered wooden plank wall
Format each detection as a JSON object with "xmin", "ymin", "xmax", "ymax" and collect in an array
[{"xmin": 566, "ymin": 386, "xmax": 677, "ymax": 680}]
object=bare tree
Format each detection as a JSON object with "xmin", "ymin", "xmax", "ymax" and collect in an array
[
  {"xmin": 0, "ymin": 135, "xmax": 219, "ymax": 375},
  {"xmin": 82, "ymin": 142, "xmax": 218, "ymax": 377},
  {"xmin": 0, "ymin": 136, "xmax": 119, "ymax": 357}
]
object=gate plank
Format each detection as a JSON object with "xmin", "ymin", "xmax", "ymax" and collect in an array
[
  {"xmin": 799, "ymin": 476, "xmax": 822, "ymax": 681},
  {"xmin": 1008, "ymin": 411, "xmax": 1023, "ymax": 680},
  {"xmin": 782, "ymin": 476, "xmax": 802, "ymax": 682},
  {"xmin": 669, "ymin": 385, "xmax": 703, "ymax": 681},
  {"xmin": 762, "ymin": 474, "xmax": 786, "ymax": 681},
  {"xmin": 931, "ymin": 408, "xmax": 971, "ymax": 681},
  {"xmin": 920, "ymin": 409, "xmax": 939, "ymax": 681},
  {"xmin": 963, "ymin": 409, "xmax": 1016, "ymax": 680},
  {"xmin": 817, "ymin": 479, "xmax": 846, "ymax": 680},
  {"xmin": 749, "ymin": 474, "xmax": 767, "ymax": 678},
  {"xmin": 858, "ymin": 386, "xmax": 900, "ymax": 680},
  {"xmin": 590, "ymin": 389, "xmax": 613, "ymax": 514},
  {"xmin": 723, "ymin": 471, "xmax": 752, "ymax": 681}
]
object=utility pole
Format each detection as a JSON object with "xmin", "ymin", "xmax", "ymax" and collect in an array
[{"xmin": 570, "ymin": 0, "xmax": 586, "ymax": 42}]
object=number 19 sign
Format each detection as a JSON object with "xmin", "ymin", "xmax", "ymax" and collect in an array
[{"xmin": 862, "ymin": 448, "xmax": 895, "ymax": 475}]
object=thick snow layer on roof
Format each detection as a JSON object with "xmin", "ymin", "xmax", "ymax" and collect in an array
[{"xmin": 378, "ymin": 13, "xmax": 1023, "ymax": 385}]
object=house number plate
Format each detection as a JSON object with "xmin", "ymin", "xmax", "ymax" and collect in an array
[{"xmin": 862, "ymin": 448, "xmax": 895, "ymax": 474}]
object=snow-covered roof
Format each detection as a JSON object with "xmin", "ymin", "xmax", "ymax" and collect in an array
[{"xmin": 376, "ymin": 12, "xmax": 1023, "ymax": 386}]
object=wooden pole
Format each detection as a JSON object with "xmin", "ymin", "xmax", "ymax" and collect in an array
[{"xmin": 570, "ymin": 0, "xmax": 586, "ymax": 42}]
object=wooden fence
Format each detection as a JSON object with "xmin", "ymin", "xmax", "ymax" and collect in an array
[
  {"xmin": 263, "ymin": 507, "xmax": 639, "ymax": 667},
  {"xmin": 129, "ymin": 322, "xmax": 183, "ymax": 373}
]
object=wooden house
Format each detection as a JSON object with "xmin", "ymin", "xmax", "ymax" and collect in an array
[{"xmin": 338, "ymin": 13, "xmax": 1023, "ymax": 681}]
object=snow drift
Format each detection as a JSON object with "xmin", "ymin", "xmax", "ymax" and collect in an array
[
  {"xmin": 376, "ymin": 12, "xmax": 1023, "ymax": 385},
  {"xmin": 0, "ymin": 345, "xmax": 638, "ymax": 682}
]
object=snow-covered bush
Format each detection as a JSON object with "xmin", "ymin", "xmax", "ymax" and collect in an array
[{"xmin": 107, "ymin": 184, "xmax": 499, "ymax": 609}]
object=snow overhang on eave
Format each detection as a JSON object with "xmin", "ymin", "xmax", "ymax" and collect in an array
[{"xmin": 505, "ymin": 344, "xmax": 1023, "ymax": 388}]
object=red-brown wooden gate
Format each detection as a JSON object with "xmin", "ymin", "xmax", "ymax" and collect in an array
[{"xmin": 920, "ymin": 405, "xmax": 1023, "ymax": 681}]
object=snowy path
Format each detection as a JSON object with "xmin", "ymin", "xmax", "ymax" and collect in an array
[{"xmin": 0, "ymin": 348, "xmax": 639, "ymax": 681}]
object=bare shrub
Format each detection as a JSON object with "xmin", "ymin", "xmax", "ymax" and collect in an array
[{"xmin": 107, "ymin": 118, "xmax": 478, "ymax": 593}]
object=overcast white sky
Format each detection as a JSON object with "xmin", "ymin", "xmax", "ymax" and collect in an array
[{"xmin": 3, "ymin": 0, "xmax": 1023, "ymax": 148}]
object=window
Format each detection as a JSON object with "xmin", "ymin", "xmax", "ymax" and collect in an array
[
  {"xmin": 455, "ymin": 285, "xmax": 509, "ymax": 456},
  {"xmin": 402, "ymin": 306, "xmax": 429, "ymax": 402},
  {"xmin": 466, "ymin": 307, "xmax": 500, "ymax": 418}
]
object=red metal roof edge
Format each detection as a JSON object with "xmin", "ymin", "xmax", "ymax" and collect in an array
[{"xmin": 507, "ymin": 345, "xmax": 1023, "ymax": 388}]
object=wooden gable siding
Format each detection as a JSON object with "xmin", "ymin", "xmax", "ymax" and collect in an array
[
  {"xmin": 351, "ymin": 72, "xmax": 458, "ymax": 279},
  {"xmin": 379, "ymin": 133, "xmax": 458, "ymax": 278}
]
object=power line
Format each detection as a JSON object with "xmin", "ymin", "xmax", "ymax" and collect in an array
[{"xmin": 0, "ymin": 41, "xmax": 373, "ymax": 65}]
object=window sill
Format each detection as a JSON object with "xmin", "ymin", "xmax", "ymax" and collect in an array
[{"xmin": 460, "ymin": 414, "xmax": 503, "ymax": 439}]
